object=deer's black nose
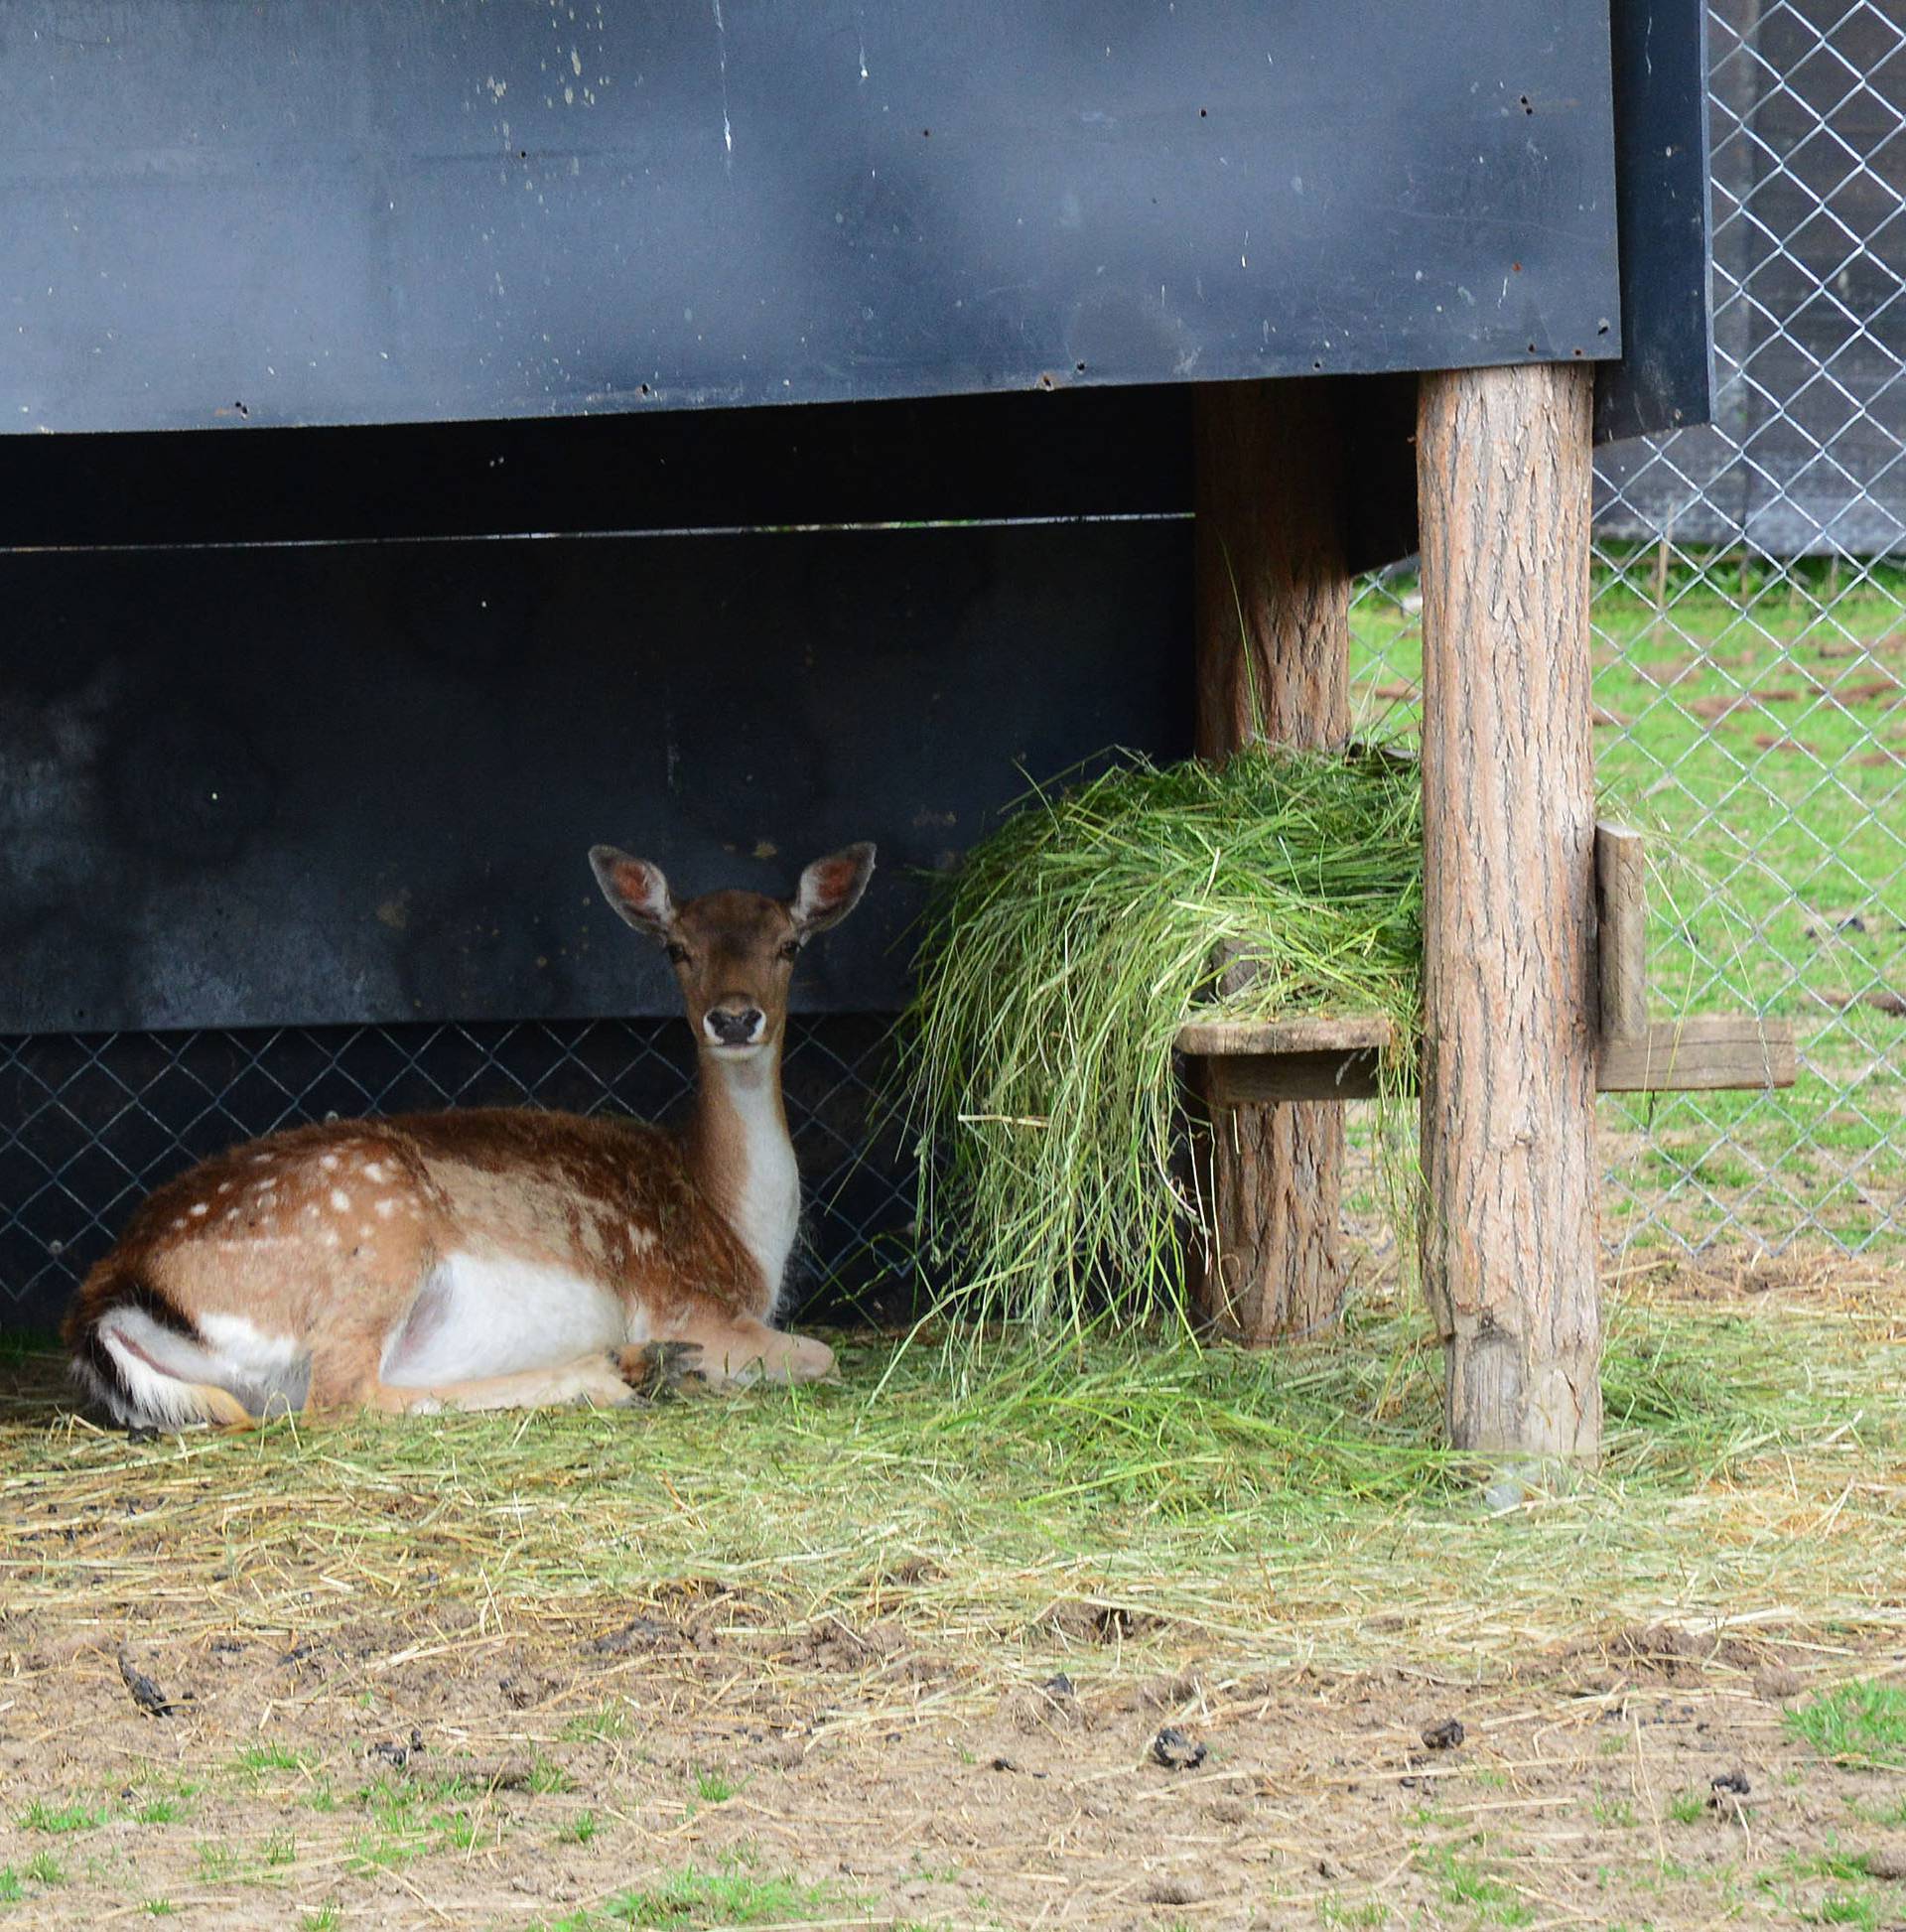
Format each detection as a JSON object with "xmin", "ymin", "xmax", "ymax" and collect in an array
[{"xmin": 706, "ymin": 1006, "xmax": 764, "ymax": 1046}]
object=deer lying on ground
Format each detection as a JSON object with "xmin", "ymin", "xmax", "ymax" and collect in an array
[{"xmin": 64, "ymin": 843, "xmax": 875, "ymax": 1427}]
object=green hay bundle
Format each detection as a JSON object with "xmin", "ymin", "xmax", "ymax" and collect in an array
[{"xmin": 892, "ymin": 746, "xmax": 1425, "ymax": 1329}]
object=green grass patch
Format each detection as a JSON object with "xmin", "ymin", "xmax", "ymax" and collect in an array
[
  {"xmin": 529, "ymin": 1862, "xmax": 849, "ymax": 1928},
  {"xmin": 233, "ymin": 1741, "xmax": 318, "ymax": 1780},
  {"xmin": 1416, "ymin": 1844, "xmax": 1532, "ymax": 1925},
  {"xmin": 16, "ymin": 1800, "xmax": 104, "ymax": 1836},
  {"xmin": 195, "ymin": 1841, "xmax": 241, "ymax": 1882},
  {"xmin": 561, "ymin": 1704, "xmax": 633, "ymax": 1744},
  {"xmin": 1351, "ymin": 555, "xmax": 1906, "ymax": 1250},
  {"xmin": 344, "ymin": 1773, "xmax": 492, "ymax": 1873},
  {"xmin": 1787, "ymin": 1681, "xmax": 1906, "ymax": 1771}
]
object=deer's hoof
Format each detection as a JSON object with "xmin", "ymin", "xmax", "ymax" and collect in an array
[{"xmin": 611, "ymin": 1340, "xmax": 706, "ymax": 1402}]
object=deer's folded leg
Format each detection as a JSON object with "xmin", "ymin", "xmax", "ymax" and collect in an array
[
  {"xmin": 366, "ymin": 1349, "xmax": 658, "ymax": 1414},
  {"xmin": 663, "ymin": 1312, "xmax": 836, "ymax": 1387}
]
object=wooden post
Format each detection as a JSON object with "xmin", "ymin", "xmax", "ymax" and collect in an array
[
  {"xmin": 1594, "ymin": 824, "xmax": 1649, "ymax": 1040},
  {"xmin": 1417, "ymin": 363, "xmax": 1602, "ymax": 1460},
  {"xmin": 1190, "ymin": 380, "xmax": 1351, "ymax": 1342},
  {"xmin": 1590, "ymin": 826, "xmax": 1653, "ymax": 1050}
]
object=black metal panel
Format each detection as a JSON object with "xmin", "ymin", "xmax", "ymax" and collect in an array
[
  {"xmin": 0, "ymin": 375, "xmax": 1424, "ymax": 567},
  {"xmin": 0, "ymin": 521, "xmax": 1192, "ymax": 1032},
  {"xmin": 0, "ymin": 387, "xmax": 1193, "ymax": 550},
  {"xmin": 1595, "ymin": 0, "xmax": 1715, "ymax": 440},
  {"xmin": 3, "ymin": 0, "xmax": 1622, "ymax": 437}
]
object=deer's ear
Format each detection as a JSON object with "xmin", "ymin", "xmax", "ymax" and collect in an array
[
  {"xmin": 590, "ymin": 846, "xmax": 676, "ymax": 939},
  {"xmin": 790, "ymin": 843, "xmax": 876, "ymax": 935}
]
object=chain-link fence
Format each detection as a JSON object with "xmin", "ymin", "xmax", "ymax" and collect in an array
[
  {"xmin": 0, "ymin": 1017, "xmax": 912, "ymax": 1333},
  {"xmin": 1351, "ymin": 0, "xmax": 1905, "ymax": 1259},
  {"xmin": 2, "ymin": 0, "xmax": 1900, "ymax": 1333}
]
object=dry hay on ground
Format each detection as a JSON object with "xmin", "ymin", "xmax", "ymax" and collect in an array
[{"xmin": 1, "ymin": 1253, "xmax": 1903, "ymax": 1928}]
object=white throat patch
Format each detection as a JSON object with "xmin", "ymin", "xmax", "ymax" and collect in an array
[{"xmin": 713, "ymin": 1051, "xmax": 801, "ymax": 1314}]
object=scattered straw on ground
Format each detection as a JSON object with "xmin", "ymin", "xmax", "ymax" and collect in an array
[{"xmin": 2, "ymin": 1257, "xmax": 1904, "ymax": 1926}]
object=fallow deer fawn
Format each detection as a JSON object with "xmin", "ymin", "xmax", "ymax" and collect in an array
[{"xmin": 64, "ymin": 843, "xmax": 876, "ymax": 1427}]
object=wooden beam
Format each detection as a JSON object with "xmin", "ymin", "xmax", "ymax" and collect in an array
[
  {"xmin": 1179, "ymin": 1012, "xmax": 1795, "ymax": 1102},
  {"xmin": 1174, "ymin": 1015, "xmax": 1397, "ymax": 1057},
  {"xmin": 1597, "ymin": 1016, "xmax": 1796, "ymax": 1091},
  {"xmin": 1180, "ymin": 823, "xmax": 1794, "ymax": 1106},
  {"xmin": 1189, "ymin": 379, "xmax": 1353, "ymax": 1344},
  {"xmin": 1595, "ymin": 823, "xmax": 1649, "ymax": 1039},
  {"xmin": 1418, "ymin": 361, "xmax": 1602, "ymax": 1461},
  {"xmin": 1199, "ymin": 1050, "xmax": 1383, "ymax": 1106},
  {"xmin": 1182, "ymin": 1017, "xmax": 1394, "ymax": 1105}
]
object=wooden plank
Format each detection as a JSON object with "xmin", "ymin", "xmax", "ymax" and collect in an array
[
  {"xmin": 0, "ymin": 4, "xmax": 1623, "ymax": 438},
  {"xmin": 1596, "ymin": 1017, "xmax": 1796, "ymax": 1092},
  {"xmin": 1184, "ymin": 1013, "xmax": 1795, "ymax": 1103},
  {"xmin": 1595, "ymin": 823, "xmax": 1650, "ymax": 1039},
  {"xmin": 1174, "ymin": 1015, "xmax": 1396, "ymax": 1057},
  {"xmin": 1201, "ymin": 1050, "xmax": 1383, "ymax": 1106}
]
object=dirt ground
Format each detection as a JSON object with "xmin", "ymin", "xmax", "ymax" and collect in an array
[
  {"xmin": 2, "ymin": 1589, "xmax": 1903, "ymax": 1929},
  {"xmin": 4, "ymin": 1267, "xmax": 1905, "ymax": 1930}
]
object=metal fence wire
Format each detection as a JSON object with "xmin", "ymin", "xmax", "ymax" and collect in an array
[
  {"xmin": 1351, "ymin": 0, "xmax": 1905, "ymax": 1260},
  {"xmin": 0, "ymin": 1018, "xmax": 913, "ymax": 1332},
  {"xmin": 2, "ymin": 0, "xmax": 1901, "ymax": 1329}
]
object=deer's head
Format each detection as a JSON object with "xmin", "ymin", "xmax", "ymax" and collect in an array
[{"xmin": 590, "ymin": 844, "xmax": 876, "ymax": 1059}]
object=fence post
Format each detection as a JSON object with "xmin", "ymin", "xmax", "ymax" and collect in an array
[
  {"xmin": 1417, "ymin": 362, "xmax": 1602, "ymax": 1459},
  {"xmin": 1190, "ymin": 379, "xmax": 1352, "ymax": 1342}
]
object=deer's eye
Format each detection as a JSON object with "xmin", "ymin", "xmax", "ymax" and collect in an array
[
  {"xmin": 664, "ymin": 942, "xmax": 691, "ymax": 967},
  {"xmin": 777, "ymin": 939, "xmax": 802, "ymax": 963}
]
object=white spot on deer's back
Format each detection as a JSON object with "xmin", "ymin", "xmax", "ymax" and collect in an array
[
  {"xmin": 189, "ymin": 1202, "xmax": 208, "ymax": 1217},
  {"xmin": 374, "ymin": 1198, "xmax": 398, "ymax": 1218},
  {"xmin": 363, "ymin": 1161, "xmax": 390, "ymax": 1183},
  {"xmin": 330, "ymin": 1190, "xmax": 351, "ymax": 1212},
  {"xmin": 320, "ymin": 1155, "xmax": 340, "ymax": 1173}
]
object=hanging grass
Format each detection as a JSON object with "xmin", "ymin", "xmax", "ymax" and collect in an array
[{"xmin": 889, "ymin": 745, "xmax": 1426, "ymax": 1331}]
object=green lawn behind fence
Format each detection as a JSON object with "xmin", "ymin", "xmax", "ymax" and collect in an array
[{"xmin": 1347, "ymin": 556, "xmax": 1905, "ymax": 1251}]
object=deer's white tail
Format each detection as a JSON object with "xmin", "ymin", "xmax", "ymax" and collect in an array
[{"xmin": 68, "ymin": 1271, "xmax": 307, "ymax": 1427}]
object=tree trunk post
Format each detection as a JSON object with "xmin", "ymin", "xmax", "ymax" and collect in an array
[
  {"xmin": 1190, "ymin": 379, "xmax": 1352, "ymax": 1343},
  {"xmin": 1416, "ymin": 362, "xmax": 1603, "ymax": 1461}
]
